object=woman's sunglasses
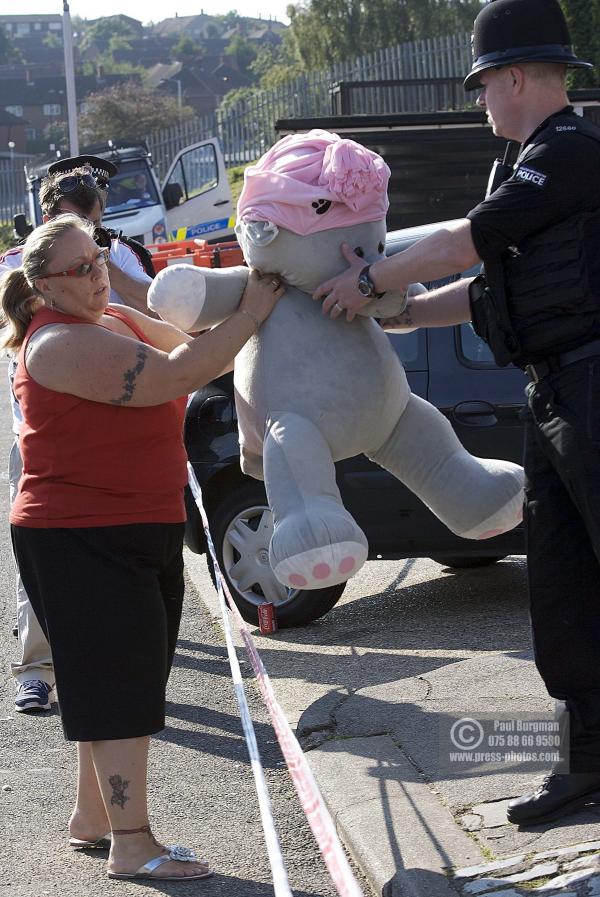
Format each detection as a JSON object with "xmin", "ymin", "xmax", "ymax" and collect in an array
[
  {"xmin": 43, "ymin": 247, "xmax": 110, "ymax": 279},
  {"xmin": 56, "ymin": 173, "xmax": 110, "ymax": 194}
]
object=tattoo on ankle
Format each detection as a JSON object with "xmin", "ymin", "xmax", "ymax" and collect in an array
[
  {"xmin": 108, "ymin": 774, "xmax": 130, "ymax": 809},
  {"xmin": 110, "ymin": 344, "xmax": 149, "ymax": 405}
]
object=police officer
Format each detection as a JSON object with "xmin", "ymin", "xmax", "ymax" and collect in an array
[{"xmin": 315, "ymin": 0, "xmax": 600, "ymax": 825}]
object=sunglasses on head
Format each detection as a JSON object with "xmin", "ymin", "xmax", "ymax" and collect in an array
[
  {"xmin": 43, "ymin": 247, "xmax": 110, "ymax": 280},
  {"xmin": 56, "ymin": 173, "xmax": 110, "ymax": 194}
]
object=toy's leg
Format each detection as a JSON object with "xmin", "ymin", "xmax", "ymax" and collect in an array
[
  {"xmin": 367, "ymin": 394, "xmax": 523, "ymax": 539},
  {"xmin": 264, "ymin": 413, "xmax": 368, "ymax": 589}
]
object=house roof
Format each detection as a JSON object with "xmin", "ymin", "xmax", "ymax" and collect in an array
[
  {"xmin": 0, "ymin": 108, "xmax": 29, "ymax": 125},
  {"xmin": 0, "ymin": 73, "xmax": 134, "ymax": 106}
]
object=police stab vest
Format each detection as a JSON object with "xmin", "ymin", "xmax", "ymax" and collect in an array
[{"xmin": 481, "ymin": 112, "xmax": 600, "ymax": 367}]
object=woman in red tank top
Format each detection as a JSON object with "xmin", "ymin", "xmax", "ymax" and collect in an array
[{"xmin": 0, "ymin": 213, "xmax": 283, "ymax": 882}]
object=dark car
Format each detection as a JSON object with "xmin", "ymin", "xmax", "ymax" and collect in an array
[{"xmin": 183, "ymin": 220, "xmax": 527, "ymax": 627}]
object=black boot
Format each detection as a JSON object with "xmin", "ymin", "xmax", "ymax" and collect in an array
[{"xmin": 507, "ymin": 772, "xmax": 600, "ymax": 824}]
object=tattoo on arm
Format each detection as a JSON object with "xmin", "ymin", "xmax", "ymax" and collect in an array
[
  {"xmin": 110, "ymin": 344, "xmax": 149, "ymax": 405},
  {"xmin": 397, "ymin": 302, "xmax": 413, "ymax": 326},
  {"xmin": 108, "ymin": 774, "xmax": 130, "ymax": 809}
]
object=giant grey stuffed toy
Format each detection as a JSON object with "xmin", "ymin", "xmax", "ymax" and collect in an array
[{"xmin": 149, "ymin": 130, "xmax": 523, "ymax": 591}]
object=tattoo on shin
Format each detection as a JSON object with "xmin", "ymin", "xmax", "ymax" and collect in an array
[
  {"xmin": 108, "ymin": 774, "xmax": 130, "ymax": 809},
  {"xmin": 110, "ymin": 345, "xmax": 149, "ymax": 405}
]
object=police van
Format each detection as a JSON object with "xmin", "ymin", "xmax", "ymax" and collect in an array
[{"xmin": 24, "ymin": 138, "xmax": 235, "ymax": 246}]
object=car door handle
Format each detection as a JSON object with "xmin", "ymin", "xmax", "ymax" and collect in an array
[
  {"xmin": 213, "ymin": 200, "xmax": 229, "ymax": 206},
  {"xmin": 452, "ymin": 401, "xmax": 498, "ymax": 426}
]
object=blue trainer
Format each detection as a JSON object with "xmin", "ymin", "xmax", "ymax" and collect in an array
[{"xmin": 15, "ymin": 679, "xmax": 51, "ymax": 712}]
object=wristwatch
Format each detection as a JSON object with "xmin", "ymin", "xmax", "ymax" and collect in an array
[{"xmin": 357, "ymin": 264, "xmax": 385, "ymax": 299}]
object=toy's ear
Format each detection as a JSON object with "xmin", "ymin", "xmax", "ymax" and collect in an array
[{"xmin": 237, "ymin": 220, "xmax": 279, "ymax": 247}]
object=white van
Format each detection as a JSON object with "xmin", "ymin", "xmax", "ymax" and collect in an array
[{"xmin": 24, "ymin": 138, "xmax": 235, "ymax": 246}]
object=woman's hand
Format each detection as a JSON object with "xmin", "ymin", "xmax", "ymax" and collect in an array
[{"xmin": 239, "ymin": 269, "xmax": 285, "ymax": 329}]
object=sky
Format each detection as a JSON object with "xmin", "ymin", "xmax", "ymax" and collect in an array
[{"xmin": 12, "ymin": 1, "xmax": 291, "ymax": 26}]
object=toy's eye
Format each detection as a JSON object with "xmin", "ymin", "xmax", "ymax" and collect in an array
[
  {"xmin": 354, "ymin": 246, "xmax": 364, "ymax": 257},
  {"xmin": 378, "ymin": 242, "xmax": 385, "ymax": 254}
]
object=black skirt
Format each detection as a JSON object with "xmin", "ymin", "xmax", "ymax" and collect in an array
[{"xmin": 11, "ymin": 522, "xmax": 185, "ymax": 742}]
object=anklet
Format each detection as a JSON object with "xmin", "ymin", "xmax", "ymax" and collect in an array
[{"xmin": 111, "ymin": 824, "xmax": 152, "ymax": 836}]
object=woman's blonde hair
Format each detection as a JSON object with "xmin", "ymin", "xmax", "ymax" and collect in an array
[{"xmin": 0, "ymin": 213, "xmax": 95, "ymax": 351}]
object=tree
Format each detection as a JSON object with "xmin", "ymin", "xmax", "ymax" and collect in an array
[
  {"xmin": 0, "ymin": 29, "xmax": 23, "ymax": 65},
  {"xmin": 287, "ymin": 0, "xmax": 482, "ymax": 70},
  {"xmin": 79, "ymin": 16, "xmax": 139, "ymax": 54},
  {"xmin": 79, "ymin": 81, "xmax": 194, "ymax": 144},
  {"xmin": 560, "ymin": 0, "xmax": 600, "ymax": 87},
  {"xmin": 173, "ymin": 34, "xmax": 204, "ymax": 63},
  {"xmin": 225, "ymin": 34, "xmax": 258, "ymax": 74},
  {"xmin": 249, "ymin": 37, "xmax": 304, "ymax": 88}
]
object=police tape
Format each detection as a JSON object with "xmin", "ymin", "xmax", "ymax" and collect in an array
[{"xmin": 187, "ymin": 463, "xmax": 365, "ymax": 897}]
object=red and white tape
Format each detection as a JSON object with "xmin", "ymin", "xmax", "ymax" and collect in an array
[{"xmin": 187, "ymin": 463, "xmax": 365, "ymax": 897}]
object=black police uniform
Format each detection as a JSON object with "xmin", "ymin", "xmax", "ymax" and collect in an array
[{"xmin": 467, "ymin": 107, "xmax": 600, "ymax": 772}]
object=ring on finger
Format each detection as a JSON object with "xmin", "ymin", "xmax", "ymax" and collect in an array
[
  {"xmin": 334, "ymin": 302, "xmax": 343, "ymax": 312},
  {"xmin": 271, "ymin": 279, "xmax": 281, "ymax": 288}
]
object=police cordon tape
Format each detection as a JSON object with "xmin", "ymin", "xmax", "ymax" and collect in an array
[{"xmin": 187, "ymin": 463, "xmax": 365, "ymax": 897}]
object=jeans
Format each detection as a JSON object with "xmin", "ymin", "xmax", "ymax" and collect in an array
[{"xmin": 525, "ymin": 356, "xmax": 600, "ymax": 772}]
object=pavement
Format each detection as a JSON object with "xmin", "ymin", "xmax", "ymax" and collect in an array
[{"xmin": 184, "ymin": 549, "xmax": 600, "ymax": 897}]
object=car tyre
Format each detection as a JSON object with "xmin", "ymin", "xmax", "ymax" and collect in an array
[
  {"xmin": 430, "ymin": 555, "xmax": 506, "ymax": 568},
  {"xmin": 207, "ymin": 481, "xmax": 346, "ymax": 627}
]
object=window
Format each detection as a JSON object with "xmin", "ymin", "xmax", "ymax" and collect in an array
[
  {"xmin": 16, "ymin": 23, "xmax": 30, "ymax": 35},
  {"xmin": 34, "ymin": 22, "xmax": 41, "ymax": 30},
  {"xmin": 25, "ymin": 127, "xmax": 37, "ymax": 141},
  {"xmin": 6, "ymin": 105, "xmax": 23, "ymax": 117},
  {"xmin": 458, "ymin": 322, "xmax": 497, "ymax": 366},
  {"xmin": 165, "ymin": 144, "xmax": 219, "ymax": 203},
  {"xmin": 48, "ymin": 22, "xmax": 62, "ymax": 30},
  {"xmin": 43, "ymin": 104, "xmax": 62, "ymax": 116}
]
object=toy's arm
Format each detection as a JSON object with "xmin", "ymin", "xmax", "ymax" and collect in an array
[
  {"xmin": 148, "ymin": 264, "xmax": 249, "ymax": 332},
  {"xmin": 356, "ymin": 281, "xmax": 427, "ymax": 319}
]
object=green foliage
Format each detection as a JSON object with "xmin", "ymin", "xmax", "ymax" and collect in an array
[
  {"xmin": 249, "ymin": 37, "xmax": 304, "ymax": 88},
  {"xmin": 218, "ymin": 87, "xmax": 258, "ymax": 114},
  {"xmin": 560, "ymin": 0, "xmax": 600, "ymax": 87},
  {"xmin": 173, "ymin": 34, "xmax": 204, "ymax": 63},
  {"xmin": 42, "ymin": 31, "xmax": 62, "ymax": 49},
  {"xmin": 0, "ymin": 29, "xmax": 23, "ymax": 64},
  {"xmin": 225, "ymin": 34, "xmax": 258, "ymax": 74},
  {"xmin": 0, "ymin": 224, "xmax": 14, "ymax": 254},
  {"xmin": 79, "ymin": 16, "xmax": 139, "ymax": 53},
  {"xmin": 79, "ymin": 81, "xmax": 195, "ymax": 144},
  {"xmin": 286, "ymin": 0, "xmax": 481, "ymax": 69},
  {"xmin": 227, "ymin": 161, "xmax": 256, "ymax": 208}
]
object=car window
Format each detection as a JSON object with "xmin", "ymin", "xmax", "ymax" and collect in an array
[
  {"xmin": 386, "ymin": 329, "xmax": 426, "ymax": 370},
  {"xmin": 457, "ymin": 322, "xmax": 498, "ymax": 366},
  {"xmin": 104, "ymin": 161, "xmax": 160, "ymax": 214}
]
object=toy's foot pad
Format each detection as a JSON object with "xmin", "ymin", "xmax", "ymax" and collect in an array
[
  {"xmin": 273, "ymin": 542, "xmax": 368, "ymax": 590},
  {"xmin": 460, "ymin": 498, "xmax": 523, "ymax": 541}
]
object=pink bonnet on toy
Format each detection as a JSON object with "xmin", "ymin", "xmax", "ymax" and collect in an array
[{"xmin": 237, "ymin": 129, "xmax": 390, "ymax": 236}]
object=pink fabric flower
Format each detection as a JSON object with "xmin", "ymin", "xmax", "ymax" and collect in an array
[{"xmin": 319, "ymin": 140, "xmax": 388, "ymax": 211}]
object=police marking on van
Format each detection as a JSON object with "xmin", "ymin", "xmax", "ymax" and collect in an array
[{"xmin": 172, "ymin": 217, "xmax": 237, "ymax": 242}]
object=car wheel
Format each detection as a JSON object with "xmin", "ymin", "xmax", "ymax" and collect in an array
[
  {"xmin": 430, "ymin": 555, "xmax": 506, "ymax": 568},
  {"xmin": 207, "ymin": 481, "xmax": 346, "ymax": 628}
]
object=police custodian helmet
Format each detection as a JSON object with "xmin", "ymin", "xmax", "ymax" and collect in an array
[{"xmin": 464, "ymin": 0, "xmax": 592, "ymax": 91}]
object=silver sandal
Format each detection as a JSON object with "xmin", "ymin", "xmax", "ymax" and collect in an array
[{"xmin": 107, "ymin": 845, "xmax": 213, "ymax": 881}]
